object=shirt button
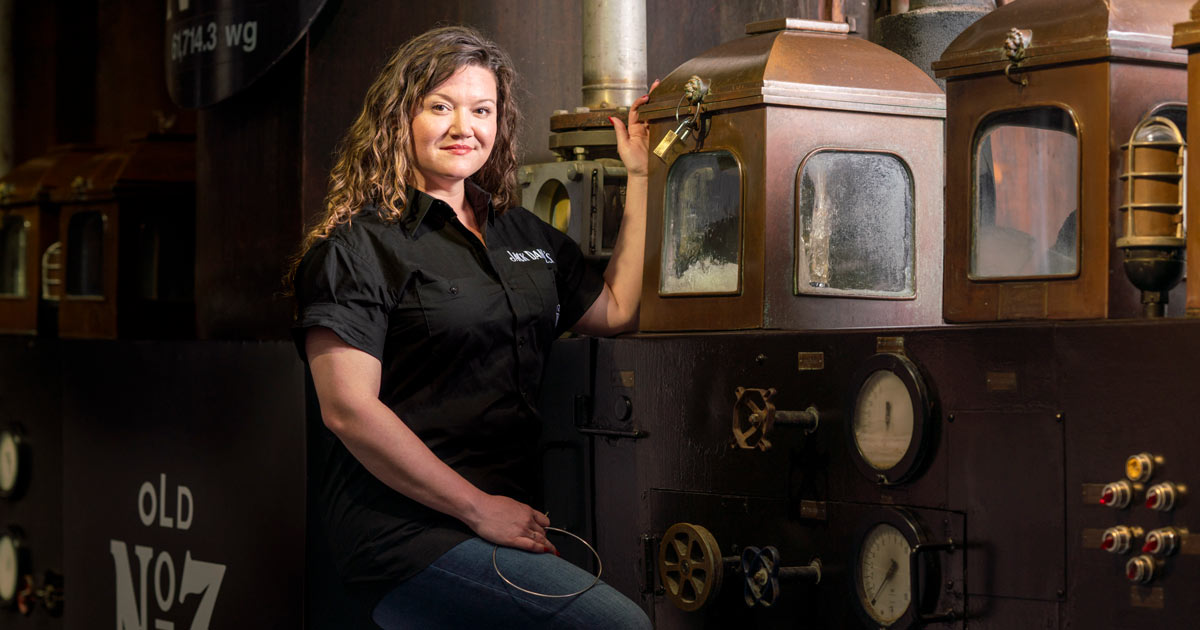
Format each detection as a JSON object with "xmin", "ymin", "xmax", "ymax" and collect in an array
[
  {"xmin": 449, "ymin": 285, "xmax": 459, "ymax": 295},
  {"xmin": 517, "ymin": 336, "xmax": 525, "ymax": 347}
]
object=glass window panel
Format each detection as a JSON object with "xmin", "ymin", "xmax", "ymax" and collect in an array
[
  {"xmin": 660, "ymin": 151, "xmax": 741, "ymax": 294},
  {"xmin": 796, "ymin": 151, "xmax": 914, "ymax": 297},
  {"xmin": 972, "ymin": 108, "xmax": 1079, "ymax": 278},
  {"xmin": 66, "ymin": 211, "xmax": 104, "ymax": 297},
  {"xmin": 0, "ymin": 215, "xmax": 27, "ymax": 297}
]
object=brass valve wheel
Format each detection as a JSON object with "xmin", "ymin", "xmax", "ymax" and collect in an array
[
  {"xmin": 733, "ymin": 387, "xmax": 777, "ymax": 451},
  {"xmin": 659, "ymin": 522, "xmax": 725, "ymax": 612},
  {"xmin": 733, "ymin": 387, "xmax": 818, "ymax": 451}
]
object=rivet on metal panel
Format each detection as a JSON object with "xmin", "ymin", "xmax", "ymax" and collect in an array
[
  {"xmin": 947, "ymin": 414, "xmax": 955, "ymax": 423},
  {"xmin": 1055, "ymin": 412, "xmax": 1064, "ymax": 423},
  {"xmin": 755, "ymin": 353, "xmax": 766, "ymax": 366}
]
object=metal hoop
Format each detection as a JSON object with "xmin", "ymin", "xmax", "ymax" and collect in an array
[{"xmin": 491, "ymin": 527, "xmax": 603, "ymax": 599}]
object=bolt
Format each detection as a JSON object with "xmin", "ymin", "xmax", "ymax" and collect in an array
[
  {"xmin": 755, "ymin": 354, "xmax": 766, "ymax": 365},
  {"xmin": 1057, "ymin": 589, "xmax": 1065, "ymax": 599},
  {"xmin": 947, "ymin": 414, "xmax": 954, "ymax": 423},
  {"xmin": 1056, "ymin": 413, "xmax": 1064, "ymax": 423},
  {"xmin": 946, "ymin": 580, "xmax": 954, "ymax": 591}
]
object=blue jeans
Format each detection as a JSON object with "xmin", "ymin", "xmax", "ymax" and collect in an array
[{"xmin": 372, "ymin": 537, "xmax": 652, "ymax": 629}]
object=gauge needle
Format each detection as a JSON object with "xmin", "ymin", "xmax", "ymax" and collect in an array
[{"xmin": 871, "ymin": 559, "xmax": 899, "ymax": 605}]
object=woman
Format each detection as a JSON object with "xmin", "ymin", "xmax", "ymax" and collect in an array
[{"xmin": 291, "ymin": 25, "xmax": 654, "ymax": 629}]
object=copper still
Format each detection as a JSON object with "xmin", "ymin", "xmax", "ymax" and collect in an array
[{"xmin": 637, "ymin": 18, "xmax": 945, "ymax": 331}]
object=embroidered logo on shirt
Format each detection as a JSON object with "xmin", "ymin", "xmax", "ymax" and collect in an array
[{"xmin": 506, "ymin": 248, "xmax": 555, "ymax": 264}]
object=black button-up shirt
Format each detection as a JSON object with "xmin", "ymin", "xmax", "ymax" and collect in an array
[{"xmin": 294, "ymin": 182, "xmax": 604, "ymax": 587}]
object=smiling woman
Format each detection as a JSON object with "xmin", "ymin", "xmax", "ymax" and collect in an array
[{"xmin": 286, "ymin": 25, "xmax": 652, "ymax": 629}]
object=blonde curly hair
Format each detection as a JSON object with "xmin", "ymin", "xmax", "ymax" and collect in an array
[{"xmin": 286, "ymin": 25, "xmax": 521, "ymax": 290}]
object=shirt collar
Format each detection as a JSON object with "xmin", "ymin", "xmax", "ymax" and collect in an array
[{"xmin": 399, "ymin": 179, "xmax": 497, "ymax": 237}]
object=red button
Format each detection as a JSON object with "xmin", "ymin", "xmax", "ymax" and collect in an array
[
  {"xmin": 1101, "ymin": 489, "xmax": 1115, "ymax": 505},
  {"xmin": 1101, "ymin": 534, "xmax": 1115, "ymax": 550},
  {"xmin": 1146, "ymin": 491, "xmax": 1158, "ymax": 509},
  {"xmin": 1127, "ymin": 564, "xmax": 1139, "ymax": 580},
  {"xmin": 1143, "ymin": 538, "xmax": 1159, "ymax": 553}
]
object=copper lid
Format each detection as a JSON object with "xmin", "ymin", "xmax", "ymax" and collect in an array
[
  {"xmin": 1171, "ymin": 0, "xmax": 1200, "ymax": 49},
  {"xmin": 0, "ymin": 146, "xmax": 103, "ymax": 206},
  {"xmin": 639, "ymin": 18, "xmax": 944, "ymax": 121},
  {"xmin": 935, "ymin": 0, "xmax": 1190, "ymax": 79},
  {"xmin": 49, "ymin": 135, "xmax": 195, "ymax": 203}
]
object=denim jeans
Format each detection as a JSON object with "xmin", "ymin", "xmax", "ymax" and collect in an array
[{"xmin": 372, "ymin": 537, "xmax": 652, "ymax": 629}]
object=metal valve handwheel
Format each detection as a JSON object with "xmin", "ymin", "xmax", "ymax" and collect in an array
[
  {"xmin": 659, "ymin": 522, "xmax": 725, "ymax": 611},
  {"xmin": 733, "ymin": 387, "xmax": 777, "ymax": 451},
  {"xmin": 741, "ymin": 545, "xmax": 782, "ymax": 607}
]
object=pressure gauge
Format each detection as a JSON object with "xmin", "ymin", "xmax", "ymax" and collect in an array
[
  {"xmin": 847, "ymin": 353, "xmax": 932, "ymax": 485},
  {"xmin": 0, "ymin": 528, "xmax": 29, "ymax": 608},
  {"xmin": 853, "ymin": 508, "xmax": 938, "ymax": 629},
  {"xmin": 0, "ymin": 426, "xmax": 26, "ymax": 499}
]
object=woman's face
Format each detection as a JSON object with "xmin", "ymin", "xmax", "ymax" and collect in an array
[{"xmin": 411, "ymin": 64, "xmax": 498, "ymax": 192}]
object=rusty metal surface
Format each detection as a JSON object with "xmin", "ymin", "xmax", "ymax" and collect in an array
[{"xmin": 935, "ymin": 0, "xmax": 1192, "ymax": 79}]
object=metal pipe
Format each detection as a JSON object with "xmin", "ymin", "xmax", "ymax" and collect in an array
[{"xmin": 581, "ymin": 0, "xmax": 647, "ymax": 110}]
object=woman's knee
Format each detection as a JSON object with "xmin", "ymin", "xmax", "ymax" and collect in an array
[{"xmin": 575, "ymin": 583, "xmax": 651, "ymax": 630}]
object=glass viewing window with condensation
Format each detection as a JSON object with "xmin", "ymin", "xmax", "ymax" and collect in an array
[
  {"xmin": 972, "ymin": 107, "xmax": 1079, "ymax": 278},
  {"xmin": 796, "ymin": 151, "xmax": 915, "ymax": 297},
  {"xmin": 0, "ymin": 215, "xmax": 27, "ymax": 297},
  {"xmin": 660, "ymin": 151, "xmax": 741, "ymax": 294}
]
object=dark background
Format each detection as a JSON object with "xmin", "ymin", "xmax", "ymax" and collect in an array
[{"xmin": 12, "ymin": 0, "xmax": 875, "ymax": 340}]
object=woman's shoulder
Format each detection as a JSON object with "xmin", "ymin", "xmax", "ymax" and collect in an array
[{"xmin": 319, "ymin": 205, "xmax": 406, "ymax": 260}]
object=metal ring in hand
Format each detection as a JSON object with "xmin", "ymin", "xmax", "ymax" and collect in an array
[{"xmin": 491, "ymin": 527, "xmax": 603, "ymax": 599}]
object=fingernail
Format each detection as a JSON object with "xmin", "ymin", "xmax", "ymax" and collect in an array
[
  {"xmin": 555, "ymin": 550, "xmax": 561, "ymax": 557},
  {"xmin": 608, "ymin": 117, "xmax": 616, "ymax": 123},
  {"xmin": 544, "ymin": 546, "xmax": 553, "ymax": 554}
]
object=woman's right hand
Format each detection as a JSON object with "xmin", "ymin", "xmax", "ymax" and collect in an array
[{"xmin": 467, "ymin": 493, "xmax": 557, "ymax": 555}]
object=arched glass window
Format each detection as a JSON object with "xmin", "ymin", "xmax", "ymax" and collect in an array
[
  {"xmin": 660, "ymin": 151, "xmax": 741, "ymax": 295},
  {"xmin": 0, "ymin": 215, "xmax": 27, "ymax": 297},
  {"xmin": 796, "ymin": 150, "xmax": 915, "ymax": 297},
  {"xmin": 972, "ymin": 107, "xmax": 1079, "ymax": 279},
  {"xmin": 66, "ymin": 211, "xmax": 105, "ymax": 297}
]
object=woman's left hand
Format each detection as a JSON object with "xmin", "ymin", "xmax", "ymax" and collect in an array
[{"xmin": 611, "ymin": 79, "xmax": 659, "ymax": 177}]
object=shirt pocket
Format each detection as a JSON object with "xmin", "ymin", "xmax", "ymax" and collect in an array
[
  {"xmin": 415, "ymin": 276, "xmax": 507, "ymax": 342},
  {"xmin": 505, "ymin": 266, "xmax": 559, "ymax": 331}
]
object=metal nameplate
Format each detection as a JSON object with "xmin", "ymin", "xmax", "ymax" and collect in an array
[
  {"xmin": 797, "ymin": 352, "xmax": 825, "ymax": 371},
  {"xmin": 616, "ymin": 370, "xmax": 635, "ymax": 388},
  {"xmin": 876, "ymin": 336, "xmax": 905, "ymax": 355},
  {"xmin": 1180, "ymin": 532, "xmax": 1200, "ymax": 556},
  {"xmin": 1081, "ymin": 483, "xmax": 1106, "ymax": 505},
  {"xmin": 1130, "ymin": 586, "xmax": 1165, "ymax": 609},
  {"xmin": 986, "ymin": 371, "xmax": 1018, "ymax": 392},
  {"xmin": 799, "ymin": 500, "xmax": 827, "ymax": 521}
]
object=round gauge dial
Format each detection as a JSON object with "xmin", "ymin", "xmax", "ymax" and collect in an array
[
  {"xmin": 858, "ymin": 523, "xmax": 912, "ymax": 625},
  {"xmin": 0, "ymin": 429, "xmax": 21, "ymax": 498},
  {"xmin": 852, "ymin": 509, "xmax": 938, "ymax": 629},
  {"xmin": 0, "ymin": 531, "xmax": 24, "ymax": 606},
  {"xmin": 847, "ymin": 353, "xmax": 931, "ymax": 484}
]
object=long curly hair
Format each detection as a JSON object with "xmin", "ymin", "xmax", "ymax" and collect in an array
[{"xmin": 286, "ymin": 25, "xmax": 521, "ymax": 290}]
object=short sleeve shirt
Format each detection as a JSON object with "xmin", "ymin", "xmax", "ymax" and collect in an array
[{"xmin": 293, "ymin": 182, "xmax": 605, "ymax": 587}]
